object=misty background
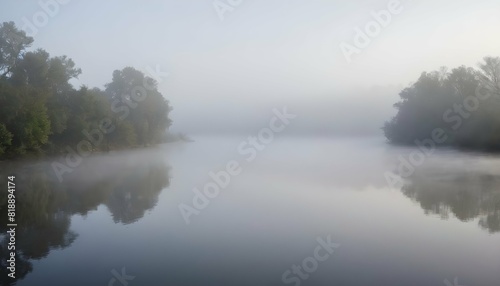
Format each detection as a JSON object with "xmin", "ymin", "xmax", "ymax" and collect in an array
[{"xmin": 1, "ymin": 0, "xmax": 500, "ymax": 135}]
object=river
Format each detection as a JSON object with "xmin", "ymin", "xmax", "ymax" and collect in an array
[{"xmin": 1, "ymin": 136, "xmax": 499, "ymax": 286}]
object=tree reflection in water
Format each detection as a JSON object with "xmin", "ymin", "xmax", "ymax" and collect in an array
[
  {"xmin": 0, "ymin": 151, "xmax": 171, "ymax": 285},
  {"xmin": 401, "ymin": 165, "xmax": 500, "ymax": 233}
]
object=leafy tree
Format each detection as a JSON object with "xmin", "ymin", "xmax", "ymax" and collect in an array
[
  {"xmin": 0, "ymin": 22, "xmax": 172, "ymax": 159},
  {"xmin": 0, "ymin": 81, "xmax": 51, "ymax": 156},
  {"xmin": 0, "ymin": 21, "xmax": 33, "ymax": 78},
  {"xmin": 384, "ymin": 56, "xmax": 500, "ymax": 151},
  {"xmin": 478, "ymin": 56, "xmax": 500, "ymax": 97},
  {"xmin": 8, "ymin": 87, "xmax": 51, "ymax": 154},
  {"xmin": 0, "ymin": 123, "xmax": 12, "ymax": 156},
  {"xmin": 105, "ymin": 67, "xmax": 172, "ymax": 146}
]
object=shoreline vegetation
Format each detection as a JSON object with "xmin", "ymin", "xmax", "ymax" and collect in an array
[
  {"xmin": 3, "ymin": 18, "xmax": 500, "ymax": 160},
  {"xmin": 0, "ymin": 21, "xmax": 173, "ymax": 161},
  {"xmin": 384, "ymin": 56, "xmax": 500, "ymax": 152}
]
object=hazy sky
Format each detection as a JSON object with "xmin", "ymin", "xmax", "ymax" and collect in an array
[{"xmin": 1, "ymin": 0, "xmax": 500, "ymax": 135}]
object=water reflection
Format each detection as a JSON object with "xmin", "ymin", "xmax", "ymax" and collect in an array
[
  {"xmin": 401, "ymin": 164, "xmax": 500, "ymax": 233},
  {"xmin": 0, "ymin": 151, "xmax": 171, "ymax": 285}
]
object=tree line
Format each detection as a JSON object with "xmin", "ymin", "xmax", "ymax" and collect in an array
[
  {"xmin": 384, "ymin": 56, "xmax": 500, "ymax": 150},
  {"xmin": 0, "ymin": 21, "xmax": 172, "ymax": 159}
]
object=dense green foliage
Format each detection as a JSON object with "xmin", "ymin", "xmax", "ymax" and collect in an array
[
  {"xmin": 0, "ymin": 22, "xmax": 172, "ymax": 160},
  {"xmin": 384, "ymin": 56, "xmax": 500, "ymax": 150}
]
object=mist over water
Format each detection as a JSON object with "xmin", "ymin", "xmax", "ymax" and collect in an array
[
  {"xmin": 170, "ymin": 85, "xmax": 401, "ymax": 136},
  {"xmin": 1, "ymin": 0, "xmax": 500, "ymax": 285},
  {"xmin": 1, "ymin": 137, "xmax": 499, "ymax": 285}
]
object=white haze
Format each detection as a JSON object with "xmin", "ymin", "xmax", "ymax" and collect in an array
[{"xmin": 1, "ymin": 0, "xmax": 500, "ymax": 135}]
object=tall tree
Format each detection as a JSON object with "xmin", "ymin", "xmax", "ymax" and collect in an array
[
  {"xmin": 384, "ymin": 58, "xmax": 500, "ymax": 150},
  {"xmin": 105, "ymin": 67, "xmax": 172, "ymax": 146},
  {"xmin": 477, "ymin": 56, "xmax": 500, "ymax": 97},
  {"xmin": 0, "ymin": 22, "xmax": 172, "ymax": 159},
  {"xmin": 0, "ymin": 21, "xmax": 33, "ymax": 79}
]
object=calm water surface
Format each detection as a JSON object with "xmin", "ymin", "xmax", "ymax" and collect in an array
[{"xmin": 1, "ymin": 136, "xmax": 499, "ymax": 286}]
